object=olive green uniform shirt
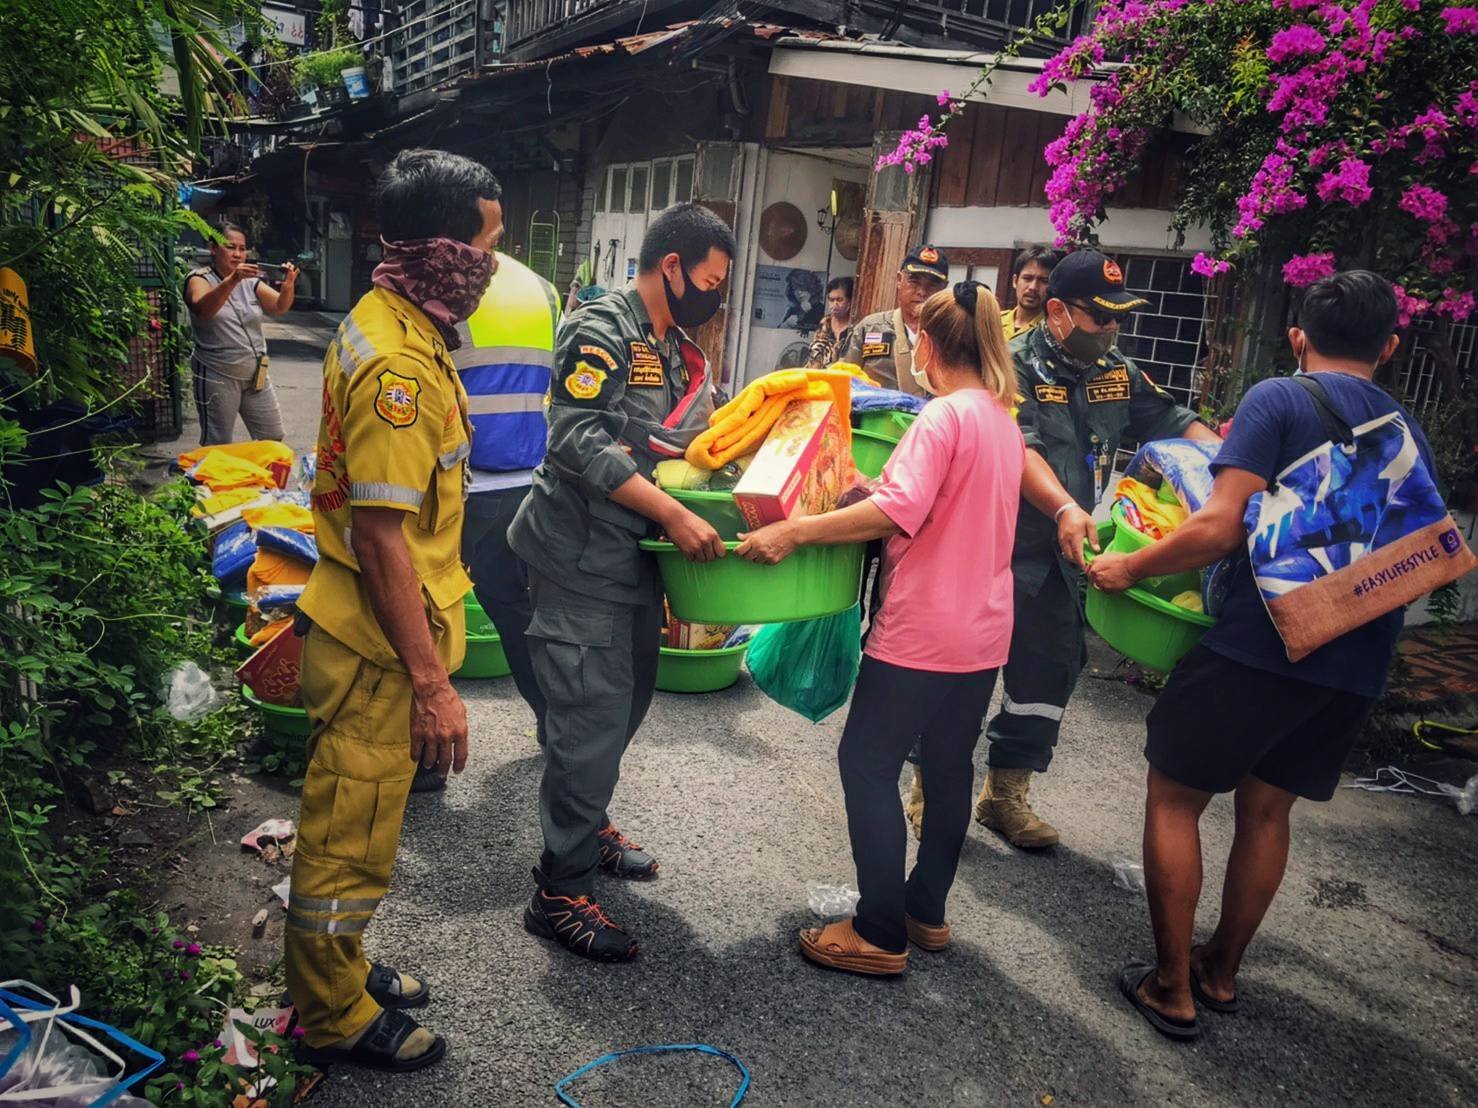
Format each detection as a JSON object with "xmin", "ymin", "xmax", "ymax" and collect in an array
[
  {"xmin": 508, "ymin": 288, "xmax": 700, "ymax": 605},
  {"xmin": 1011, "ymin": 326, "xmax": 1198, "ymax": 596}
]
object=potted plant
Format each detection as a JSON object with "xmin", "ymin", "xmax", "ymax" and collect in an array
[{"xmin": 292, "ymin": 46, "xmax": 360, "ymax": 109}]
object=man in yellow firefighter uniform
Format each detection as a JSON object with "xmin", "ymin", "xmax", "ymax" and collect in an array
[{"xmin": 285, "ymin": 149, "xmax": 504, "ymax": 1074}]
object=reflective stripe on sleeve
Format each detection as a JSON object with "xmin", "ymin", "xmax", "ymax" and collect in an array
[
  {"xmin": 349, "ymin": 481, "xmax": 425, "ymax": 508},
  {"xmin": 438, "ymin": 441, "xmax": 471, "ymax": 468},
  {"xmin": 337, "ymin": 316, "xmax": 376, "ymax": 375}
]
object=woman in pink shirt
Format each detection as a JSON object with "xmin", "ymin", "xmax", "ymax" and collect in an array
[{"xmin": 739, "ymin": 282, "xmax": 1074, "ymax": 975}]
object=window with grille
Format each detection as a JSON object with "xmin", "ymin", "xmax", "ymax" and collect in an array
[{"xmin": 1114, "ymin": 254, "xmax": 1212, "ymax": 411}]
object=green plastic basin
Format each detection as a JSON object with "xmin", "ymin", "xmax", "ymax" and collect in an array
[
  {"xmin": 666, "ymin": 487, "xmax": 748, "ymax": 541},
  {"xmin": 656, "ymin": 643, "xmax": 750, "ymax": 693},
  {"xmin": 242, "ymin": 685, "xmax": 312, "ymax": 740},
  {"xmin": 465, "ymin": 593, "xmax": 496, "ymax": 637},
  {"xmin": 855, "ymin": 410, "xmax": 917, "ymax": 442},
  {"xmin": 1105, "ymin": 501, "xmax": 1202, "ymax": 600},
  {"xmin": 234, "ymin": 623, "xmax": 254, "ymax": 658},
  {"xmin": 457, "ymin": 632, "xmax": 511, "ymax": 679},
  {"xmin": 851, "ymin": 428, "xmax": 899, "ymax": 479},
  {"xmin": 211, "ymin": 587, "xmax": 250, "ymax": 612},
  {"xmin": 641, "ymin": 540, "xmax": 864, "ymax": 624},
  {"xmin": 1084, "ymin": 515, "xmax": 1212, "ymax": 673}
]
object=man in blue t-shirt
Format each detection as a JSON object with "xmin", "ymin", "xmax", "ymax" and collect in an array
[{"xmin": 1086, "ymin": 271, "xmax": 1440, "ymax": 1042}]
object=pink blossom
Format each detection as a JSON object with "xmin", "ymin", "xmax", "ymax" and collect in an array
[
  {"xmin": 937, "ymin": 90, "xmax": 952, "ymax": 106},
  {"xmin": 1436, "ymin": 287, "xmax": 1476, "ymax": 321},
  {"xmin": 1399, "ymin": 184, "xmax": 1449, "ymax": 222},
  {"xmin": 186, "ymin": 942, "xmax": 202, "ymax": 956},
  {"xmin": 1401, "ymin": 0, "xmax": 1421, "ymax": 8},
  {"xmin": 1282, "ymin": 252, "xmax": 1337, "ymax": 286},
  {"xmin": 1454, "ymin": 83, "xmax": 1478, "ymax": 129},
  {"xmin": 1267, "ymin": 25, "xmax": 1327, "ymax": 63},
  {"xmin": 1392, "ymin": 284, "xmax": 1432, "ymax": 327},
  {"xmin": 1191, "ymin": 253, "xmax": 1233, "ymax": 277},
  {"xmin": 1315, "ymin": 158, "xmax": 1372, "ymax": 205},
  {"xmin": 1441, "ymin": 6, "xmax": 1478, "ymax": 32},
  {"xmin": 182, "ymin": 1050, "xmax": 199, "ymax": 1064}
]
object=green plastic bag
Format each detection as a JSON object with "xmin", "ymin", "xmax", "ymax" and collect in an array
[{"xmin": 745, "ymin": 604, "xmax": 861, "ymax": 722}]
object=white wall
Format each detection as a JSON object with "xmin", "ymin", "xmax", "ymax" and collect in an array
[
  {"xmin": 924, "ymin": 206, "xmax": 1214, "ymax": 255},
  {"xmin": 738, "ymin": 150, "xmax": 869, "ymax": 385}
]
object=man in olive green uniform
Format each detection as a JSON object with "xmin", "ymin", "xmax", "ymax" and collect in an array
[
  {"xmin": 287, "ymin": 149, "xmax": 504, "ymax": 1073},
  {"xmin": 976, "ymin": 250, "xmax": 1222, "ymax": 847},
  {"xmin": 841, "ymin": 245, "xmax": 949, "ymax": 392},
  {"xmin": 509, "ymin": 203, "xmax": 734, "ymax": 962}
]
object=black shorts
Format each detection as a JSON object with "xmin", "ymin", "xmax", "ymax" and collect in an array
[{"xmin": 1144, "ymin": 644, "xmax": 1374, "ymax": 801}]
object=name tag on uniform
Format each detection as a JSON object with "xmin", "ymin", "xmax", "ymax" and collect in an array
[
  {"xmin": 628, "ymin": 341, "xmax": 664, "ymax": 387},
  {"xmin": 1035, "ymin": 384, "xmax": 1069, "ymax": 404},
  {"xmin": 861, "ymin": 331, "xmax": 890, "ymax": 358},
  {"xmin": 1086, "ymin": 365, "xmax": 1130, "ymax": 403}
]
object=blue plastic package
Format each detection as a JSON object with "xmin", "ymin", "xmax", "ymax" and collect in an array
[
  {"xmin": 256, "ymin": 526, "xmax": 318, "ymax": 565},
  {"xmin": 1125, "ymin": 438, "xmax": 1220, "ymax": 512},
  {"xmin": 253, "ymin": 584, "xmax": 304, "ymax": 612},
  {"xmin": 851, "ymin": 384, "xmax": 927, "ymax": 415},
  {"xmin": 210, "ymin": 521, "xmax": 256, "ymax": 584}
]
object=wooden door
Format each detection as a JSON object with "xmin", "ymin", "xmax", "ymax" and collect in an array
[{"xmin": 853, "ymin": 132, "xmax": 932, "ymax": 318}]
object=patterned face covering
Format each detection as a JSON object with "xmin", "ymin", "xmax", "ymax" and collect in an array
[{"xmin": 372, "ymin": 236, "xmax": 494, "ymax": 349}]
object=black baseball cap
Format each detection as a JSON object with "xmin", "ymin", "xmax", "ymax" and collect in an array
[
  {"xmin": 1048, "ymin": 249, "xmax": 1148, "ymax": 313},
  {"xmin": 901, "ymin": 244, "xmax": 950, "ymax": 283}
]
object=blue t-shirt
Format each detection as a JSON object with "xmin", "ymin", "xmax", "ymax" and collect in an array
[{"xmin": 1201, "ymin": 372, "xmax": 1437, "ymax": 698}]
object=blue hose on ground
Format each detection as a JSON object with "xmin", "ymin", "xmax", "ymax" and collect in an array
[{"xmin": 555, "ymin": 1043, "xmax": 751, "ymax": 1107}]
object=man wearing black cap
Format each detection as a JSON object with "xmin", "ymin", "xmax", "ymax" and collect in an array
[
  {"xmin": 905, "ymin": 249, "xmax": 1221, "ymax": 848},
  {"xmin": 841, "ymin": 245, "xmax": 950, "ymax": 394}
]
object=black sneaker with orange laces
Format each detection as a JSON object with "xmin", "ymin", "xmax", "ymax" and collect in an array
[
  {"xmin": 524, "ymin": 872, "xmax": 639, "ymax": 963},
  {"xmin": 597, "ymin": 823, "xmax": 659, "ymax": 879}
]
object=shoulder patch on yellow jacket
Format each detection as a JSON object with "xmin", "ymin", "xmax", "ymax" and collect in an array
[{"xmin": 374, "ymin": 369, "xmax": 422, "ymax": 427}]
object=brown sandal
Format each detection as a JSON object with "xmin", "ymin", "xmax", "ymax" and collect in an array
[
  {"xmin": 798, "ymin": 919, "xmax": 908, "ymax": 976},
  {"xmin": 905, "ymin": 915, "xmax": 951, "ymax": 952}
]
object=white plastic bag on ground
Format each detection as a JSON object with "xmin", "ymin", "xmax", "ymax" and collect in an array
[
  {"xmin": 1347, "ymin": 766, "xmax": 1477, "ymax": 815},
  {"xmin": 161, "ymin": 660, "xmax": 219, "ymax": 720},
  {"xmin": 806, "ymin": 881, "xmax": 860, "ymax": 917}
]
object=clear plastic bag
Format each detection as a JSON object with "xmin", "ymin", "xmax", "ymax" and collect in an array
[
  {"xmin": 161, "ymin": 661, "xmax": 219, "ymax": 721},
  {"xmin": 806, "ymin": 881, "xmax": 860, "ymax": 917},
  {"xmin": 1124, "ymin": 438, "xmax": 1220, "ymax": 512},
  {"xmin": 0, "ymin": 981, "xmax": 160, "ymax": 1107},
  {"xmin": 1112, "ymin": 859, "xmax": 1146, "ymax": 894}
]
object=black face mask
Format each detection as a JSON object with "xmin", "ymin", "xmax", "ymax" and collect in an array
[{"xmin": 663, "ymin": 265, "xmax": 723, "ymax": 329}]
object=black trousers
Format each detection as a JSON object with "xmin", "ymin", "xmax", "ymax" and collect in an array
[
  {"xmin": 461, "ymin": 485, "xmax": 547, "ymax": 735},
  {"xmin": 840, "ymin": 656, "xmax": 1000, "ymax": 953}
]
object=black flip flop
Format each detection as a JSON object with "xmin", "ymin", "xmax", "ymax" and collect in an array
[
  {"xmin": 297, "ymin": 1008, "xmax": 447, "ymax": 1072},
  {"xmin": 1119, "ymin": 963, "xmax": 1201, "ymax": 1041},
  {"xmin": 1190, "ymin": 961, "xmax": 1240, "ymax": 1014},
  {"xmin": 367, "ymin": 962, "xmax": 431, "ymax": 1010}
]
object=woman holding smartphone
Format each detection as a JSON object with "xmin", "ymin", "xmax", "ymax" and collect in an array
[{"xmin": 185, "ymin": 221, "xmax": 297, "ymax": 445}]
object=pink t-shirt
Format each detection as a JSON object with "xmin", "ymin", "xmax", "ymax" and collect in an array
[{"xmin": 864, "ymin": 388, "xmax": 1024, "ymax": 673}]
